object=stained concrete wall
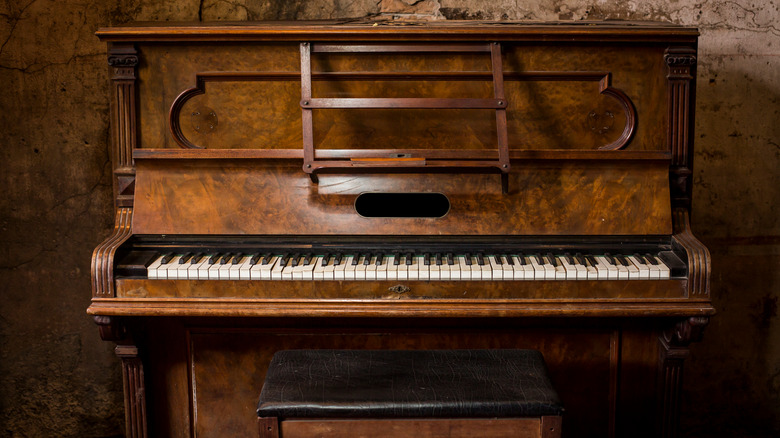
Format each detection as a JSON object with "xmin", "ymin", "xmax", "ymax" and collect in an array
[{"xmin": 0, "ymin": 1, "xmax": 777, "ymax": 436}]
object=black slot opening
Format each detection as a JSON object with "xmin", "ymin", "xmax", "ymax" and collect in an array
[{"xmin": 355, "ymin": 193, "xmax": 450, "ymax": 218}]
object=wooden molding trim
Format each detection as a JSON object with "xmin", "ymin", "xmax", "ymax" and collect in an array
[
  {"xmin": 91, "ymin": 207, "xmax": 133, "ymax": 298},
  {"xmin": 672, "ymin": 208, "xmax": 711, "ymax": 297}
]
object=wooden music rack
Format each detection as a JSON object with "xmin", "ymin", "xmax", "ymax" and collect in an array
[{"xmin": 299, "ymin": 42, "xmax": 511, "ymax": 192}]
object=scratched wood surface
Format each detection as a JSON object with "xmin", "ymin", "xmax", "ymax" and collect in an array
[{"xmin": 131, "ymin": 159, "xmax": 671, "ymax": 236}]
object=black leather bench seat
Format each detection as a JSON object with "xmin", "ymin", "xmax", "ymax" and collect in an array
[{"xmin": 257, "ymin": 349, "xmax": 563, "ymax": 419}]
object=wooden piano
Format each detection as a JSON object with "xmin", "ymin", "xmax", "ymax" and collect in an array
[{"xmin": 91, "ymin": 21, "xmax": 713, "ymax": 438}]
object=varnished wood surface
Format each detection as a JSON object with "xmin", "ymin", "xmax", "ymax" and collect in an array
[
  {"xmin": 97, "ymin": 21, "xmax": 698, "ymax": 43},
  {"xmin": 276, "ymin": 418, "xmax": 544, "ymax": 438},
  {"xmin": 115, "ymin": 278, "xmax": 688, "ymax": 300},
  {"xmin": 136, "ymin": 42, "xmax": 667, "ymax": 152},
  {"xmin": 131, "ymin": 159, "xmax": 671, "ymax": 236}
]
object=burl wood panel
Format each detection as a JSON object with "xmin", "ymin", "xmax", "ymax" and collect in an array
[
  {"xmin": 131, "ymin": 159, "xmax": 671, "ymax": 236},
  {"xmin": 137, "ymin": 42, "xmax": 665, "ymax": 152},
  {"xmin": 116, "ymin": 278, "xmax": 688, "ymax": 301},
  {"xmin": 187, "ymin": 327, "xmax": 613, "ymax": 438}
]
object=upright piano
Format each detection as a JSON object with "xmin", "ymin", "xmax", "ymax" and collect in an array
[{"xmin": 91, "ymin": 21, "xmax": 713, "ymax": 438}]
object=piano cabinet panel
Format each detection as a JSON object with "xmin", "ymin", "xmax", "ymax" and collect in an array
[
  {"xmin": 135, "ymin": 41, "xmax": 667, "ymax": 152},
  {"xmin": 116, "ymin": 278, "xmax": 688, "ymax": 301},
  {"xmin": 131, "ymin": 159, "xmax": 672, "ymax": 236},
  {"xmin": 135, "ymin": 319, "xmax": 663, "ymax": 438}
]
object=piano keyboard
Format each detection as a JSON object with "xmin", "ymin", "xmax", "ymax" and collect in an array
[{"xmin": 144, "ymin": 252, "xmax": 673, "ymax": 281}]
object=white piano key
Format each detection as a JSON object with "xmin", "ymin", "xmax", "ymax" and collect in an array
[
  {"xmin": 322, "ymin": 256, "xmax": 336, "ymax": 280},
  {"xmin": 296, "ymin": 259, "xmax": 316, "ymax": 280},
  {"xmin": 175, "ymin": 257, "xmax": 193, "ymax": 279},
  {"xmin": 164, "ymin": 255, "xmax": 184, "ymax": 279},
  {"xmin": 582, "ymin": 257, "xmax": 598, "ymax": 280},
  {"xmin": 596, "ymin": 256, "xmax": 618, "ymax": 280},
  {"xmin": 312, "ymin": 256, "xmax": 326, "ymax": 280},
  {"xmin": 468, "ymin": 256, "xmax": 482, "ymax": 281},
  {"xmin": 440, "ymin": 260, "xmax": 452, "ymax": 280},
  {"xmin": 147, "ymin": 256, "xmax": 164, "ymax": 279},
  {"xmin": 499, "ymin": 256, "xmax": 513, "ymax": 280},
  {"xmin": 552, "ymin": 257, "xmax": 566, "ymax": 280},
  {"xmin": 208, "ymin": 258, "xmax": 222, "ymax": 280},
  {"xmin": 429, "ymin": 260, "xmax": 440, "ymax": 280},
  {"xmin": 365, "ymin": 256, "xmax": 377, "ymax": 280},
  {"xmin": 479, "ymin": 256, "xmax": 491, "ymax": 280},
  {"xmin": 644, "ymin": 255, "xmax": 661, "ymax": 279},
  {"xmin": 397, "ymin": 256, "xmax": 408, "ymax": 281},
  {"xmin": 270, "ymin": 258, "xmax": 285, "ymax": 280},
  {"xmin": 333, "ymin": 258, "xmax": 347, "ymax": 281},
  {"xmin": 540, "ymin": 256, "xmax": 556, "ymax": 280},
  {"xmin": 408, "ymin": 256, "xmax": 420, "ymax": 280},
  {"xmin": 654, "ymin": 256, "xmax": 671, "ymax": 278},
  {"xmin": 457, "ymin": 256, "xmax": 470, "ymax": 280},
  {"xmin": 418, "ymin": 257, "xmax": 430, "ymax": 281},
  {"xmin": 355, "ymin": 256, "xmax": 367, "ymax": 280},
  {"xmin": 489, "ymin": 256, "xmax": 503, "ymax": 280},
  {"xmin": 572, "ymin": 255, "xmax": 588, "ymax": 280},
  {"xmin": 229, "ymin": 256, "xmax": 250, "ymax": 280},
  {"xmin": 559, "ymin": 256, "xmax": 577, "ymax": 280},
  {"xmin": 528, "ymin": 255, "xmax": 545, "ymax": 280},
  {"xmin": 375, "ymin": 256, "xmax": 388, "ymax": 280},
  {"xmin": 628, "ymin": 255, "xmax": 650, "ymax": 279},
  {"xmin": 188, "ymin": 256, "xmax": 209, "ymax": 280},
  {"xmin": 386, "ymin": 256, "xmax": 398, "ymax": 280},
  {"xmin": 508, "ymin": 256, "xmax": 524, "ymax": 280}
]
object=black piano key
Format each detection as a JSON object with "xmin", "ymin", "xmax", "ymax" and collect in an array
[
  {"xmin": 278, "ymin": 254, "xmax": 290, "ymax": 267},
  {"xmin": 435, "ymin": 253, "xmax": 442, "ymax": 266},
  {"xmin": 231, "ymin": 252, "xmax": 244, "ymax": 265},
  {"xmin": 333, "ymin": 253, "xmax": 343, "ymax": 266},
  {"xmin": 532, "ymin": 253, "xmax": 543, "ymax": 265},
  {"xmin": 495, "ymin": 255, "xmax": 503, "ymax": 266},
  {"xmin": 375, "ymin": 254, "xmax": 383, "ymax": 266},
  {"xmin": 190, "ymin": 252, "xmax": 204, "ymax": 264},
  {"xmin": 603, "ymin": 253, "xmax": 615, "ymax": 265},
  {"xmin": 546, "ymin": 253, "xmax": 558, "ymax": 267},
  {"xmin": 477, "ymin": 253, "xmax": 485, "ymax": 266},
  {"xmin": 351, "ymin": 255, "xmax": 359, "ymax": 266},
  {"xmin": 644, "ymin": 253, "xmax": 659, "ymax": 265},
  {"xmin": 574, "ymin": 253, "xmax": 584, "ymax": 266},
  {"xmin": 446, "ymin": 253, "xmax": 454, "ymax": 265},
  {"xmin": 464, "ymin": 253, "xmax": 472, "ymax": 266},
  {"xmin": 290, "ymin": 253, "xmax": 300, "ymax": 267},
  {"xmin": 321, "ymin": 253, "xmax": 331, "ymax": 267},
  {"xmin": 405, "ymin": 252, "xmax": 413, "ymax": 266},
  {"xmin": 179, "ymin": 252, "xmax": 193, "ymax": 264},
  {"xmin": 260, "ymin": 253, "xmax": 272, "ymax": 265},
  {"xmin": 303, "ymin": 253, "xmax": 312, "ymax": 265},
  {"xmin": 509, "ymin": 254, "xmax": 518, "ymax": 266},
  {"xmin": 615, "ymin": 254, "xmax": 629, "ymax": 266},
  {"xmin": 424, "ymin": 253, "xmax": 431, "ymax": 266},
  {"xmin": 363, "ymin": 254, "xmax": 371, "ymax": 265},
  {"xmin": 585, "ymin": 255, "xmax": 598, "ymax": 268},
  {"xmin": 393, "ymin": 253, "xmax": 401, "ymax": 265},
  {"xmin": 249, "ymin": 254, "xmax": 261, "ymax": 266},
  {"xmin": 160, "ymin": 252, "xmax": 174, "ymax": 264},
  {"xmin": 219, "ymin": 253, "xmax": 232, "ymax": 265},
  {"xmin": 564, "ymin": 253, "xmax": 574, "ymax": 265},
  {"xmin": 208, "ymin": 254, "xmax": 220, "ymax": 265}
]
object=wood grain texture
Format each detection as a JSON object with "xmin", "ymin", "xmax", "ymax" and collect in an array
[
  {"xmin": 131, "ymin": 159, "xmax": 671, "ymax": 236},
  {"xmin": 91, "ymin": 207, "xmax": 132, "ymax": 298},
  {"xmin": 186, "ymin": 326, "xmax": 610, "ymax": 437},
  {"xmin": 279, "ymin": 418, "xmax": 543, "ymax": 438},
  {"xmin": 672, "ymin": 209, "xmax": 711, "ymax": 297}
]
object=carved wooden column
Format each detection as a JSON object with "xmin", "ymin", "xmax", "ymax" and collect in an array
[
  {"xmin": 657, "ymin": 316, "xmax": 709, "ymax": 438},
  {"xmin": 107, "ymin": 43, "xmax": 138, "ymax": 209},
  {"xmin": 95, "ymin": 316, "xmax": 147, "ymax": 438},
  {"xmin": 665, "ymin": 46, "xmax": 697, "ymax": 210}
]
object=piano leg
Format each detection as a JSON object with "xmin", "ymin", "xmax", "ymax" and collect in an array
[
  {"xmin": 94, "ymin": 316, "xmax": 148, "ymax": 438},
  {"xmin": 657, "ymin": 316, "xmax": 709, "ymax": 438}
]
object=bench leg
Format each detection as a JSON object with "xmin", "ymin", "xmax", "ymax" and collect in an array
[
  {"xmin": 541, "ymin": 416, "xmax": 563, "ymax": 438},
  {"xmin": 258, "ymin": 417, "xmax": 279, "ymax": 438}
]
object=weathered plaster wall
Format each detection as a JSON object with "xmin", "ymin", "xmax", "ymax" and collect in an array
[{"xmin": 0, "ymin": 0, "xmax": 777, "ymax": 436}]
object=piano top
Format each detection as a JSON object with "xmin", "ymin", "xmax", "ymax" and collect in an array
[{"xmin": 96, "ymin": 20, "xmax": 699, "ymax": 42}]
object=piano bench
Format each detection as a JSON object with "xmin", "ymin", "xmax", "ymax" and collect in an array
[{"xmin": 256, "ymin": 349, "xmax": 563, "ymax": 438}]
